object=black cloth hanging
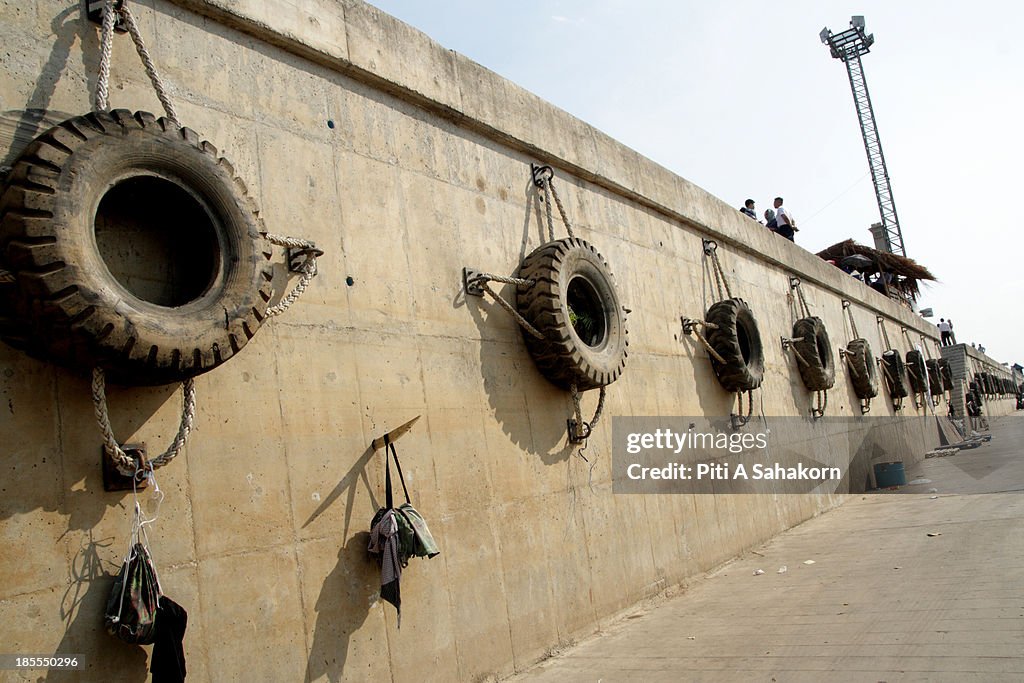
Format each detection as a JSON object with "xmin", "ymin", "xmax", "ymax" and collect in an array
[{"xmin": 150, "ymin": 595, "xmax": 188, "ymax": 682}]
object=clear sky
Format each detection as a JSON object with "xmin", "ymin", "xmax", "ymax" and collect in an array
[{"xmin": 369, "ymin": 0, "xmax": 1022, "ymax": 368}]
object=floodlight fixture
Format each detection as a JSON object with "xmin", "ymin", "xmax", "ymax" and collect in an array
[
  {"xmin": 851, "ymin": 15, "xmax": 866, "ymax": 29},
  {"xmin": 819, "ymin": 27, "xmax": 831, "ymax": 44}
]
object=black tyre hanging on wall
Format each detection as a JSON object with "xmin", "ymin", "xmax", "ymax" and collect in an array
[
  {"xmin": 905, "ymin": 350, "xmax": 928, "ymax": 394},
  {"xmin": 925, "ymin": 358, "xmax": 944, "ymax": 396},
  {"xmin": 704, "ymin": 298, "xmax": 764, "ymax": 392},
  {"xmin": 845, "ymin": 338, "xmax": 878, "ymax": 399},
  {"xmin": 881, "ymin": 350, "xmax": 909, "ymax": 399},
  {"xmin": 791, "ymin": 316, "xmax": 835, "ymax": 391},
  {"xmin": 516, "ymin": 237, "xmax": 627, "ymax": 391},
  {"xmin": 0, "ymin": 110, "xmax": 274, "ymax": 385},
  {"xmin": 938, "ymin": 358, "xmax": 954, "ymax": 391}
]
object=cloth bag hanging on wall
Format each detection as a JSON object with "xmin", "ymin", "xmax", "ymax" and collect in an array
[{"xmin": 368, "ymin": 437, "xmax": 440, "ymax": 625}]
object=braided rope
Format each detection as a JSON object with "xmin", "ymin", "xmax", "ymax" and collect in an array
[
  {"xmin": 796, "ymin": 284, "xmax": 812, "ymax": 319},
  {"xmin": 0, "ymin": 269, "xmax": 14, "ymax": 284},
  {"xmin": 843, "ymin": 350, "xmax": 862, "ymax": 380},
  {"xmin": 93, "ymin": 367, "xmax": 196, "ymax": 476},
  {"xmin": 877, "ymin": 318, "xmax": 892, "ymax": 349},
  {"xmin": 688, "ymin": 322, "xmax": 727, "ymax": 365},
  {"xmin": 473, "ymin": 273, "xmax": 535, "ymax": 288},
  {"xmin": 120, "ymin": 2, "xmax": 179, "ymax": 125},
  {"xmin": 96, "ymin": 0, "xmax": 115, "ymax": 112},
  {"xmin": 263, "ymin": 233, "xmax": 321, "ymax": 317},
  {"xmin": 737, "ymin": 390, "xmax": 754, "ymax": 421},
  {"xmin": 543, "ymin": 177, "xmax": 575, "ymax": 239},
  {"xmin": 708, "ymin": 248, "xmax": 732, "ymax": 300},
  {"xmin": 844, "ymin": 305, "xmax": 859, "ymax": 339},
  {"xmin": 481, "ymin": 282, "xmax": 544, "ymax": 340},
  {"xmin": 814, "ymin": 389, "xmax": 828, "ymax": 417},
  {"xmin": 790, "ymin": 345, "xmax": 810, "ymax": 368},
  {"xmin": 569, "ymin": 383, "xmax": 607, "ymax": 441}
]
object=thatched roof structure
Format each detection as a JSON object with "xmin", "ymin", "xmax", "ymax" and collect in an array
[{"xmin": 816, "ymin": 239, "xmax": 936, "ymax": 301}]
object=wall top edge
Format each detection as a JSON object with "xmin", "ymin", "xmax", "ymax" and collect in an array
[{"xmin": 168, "ymin": 0, "xmax": 937, "ymax": 338}]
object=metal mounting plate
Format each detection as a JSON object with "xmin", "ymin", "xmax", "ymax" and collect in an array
[
  {"xmin": 86, "ymin": 0, "xmax": 128, "ymax": 33},
  {"xmin": 463, "ymin": 268, "xmax": 486, "ymax": 297},
  {"xmin": 102, "ymin": 442, "xmax": 148, "ymax": 492}
]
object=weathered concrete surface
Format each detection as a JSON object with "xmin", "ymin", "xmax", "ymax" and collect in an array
[
  {"xmin": 941, "ymin": 343, "xmax": 1019, "ymax": 420},
  {"xmin": 514, "ymin": 414, "xmax": 1024, "ymax": 682},
  {"xmin": 0, "ymin": 1, "xmax": 1016, "ymax": 680}
]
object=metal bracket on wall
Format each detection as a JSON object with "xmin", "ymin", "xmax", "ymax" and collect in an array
[
  {"xmin": 462, "ymin": 268, "xmax": 486, "ymax": 297},
  {"xmin": 287, "ymin": 246, "xmax": 324, "ymax": 273},
  {"xmin": 102, "ymin": 443, "xmax": 148, "ymax": 492},
  {"xmin": 86, "ymin": 0, "xmax": 128, "ymax": 33},
  {"xmin": 566, "ymin": 418, "xmax": 591, "ymax": 444},
  {"xmin": 702, "ymin": 239, "xmax": 718, "ymax": 255},
  {"xmin": 680, "ymin": 317, "xmax": 699, "ymax": 336},
  {"xmin": 530, "ymin": 163, "xmax": 553, "ymax": 188},
  {"xmin": 789, "ymin": 276, "xmax": 801, "ymax": 289},
  {"xmin": 780, "ymin": 336, "xmax": 804, "ymax": 352}
]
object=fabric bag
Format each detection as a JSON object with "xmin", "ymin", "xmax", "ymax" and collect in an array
[
  {"xmin": 368, "ymin": 436, "xmax": 440, "ymax": 624},
  {"xmin": 104, "ymin": 541, "xmax": 162, "ymax": 645}
]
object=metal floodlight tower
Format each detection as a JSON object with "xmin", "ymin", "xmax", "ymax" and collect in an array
[{"xmin": 820, "ymin": 16, "xmax": 906, "ymax": 256}]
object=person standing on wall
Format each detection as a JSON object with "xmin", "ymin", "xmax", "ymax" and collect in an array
[
  {"xmin": 938, "ymin": 318, "xmax": 951, "ymax": 346},
  {"xmin": 773, "ymin": 197, "xmax": 796, "ymax": 242},
  {"xmin": 948, "ymin": 319, "xmax": 957, "ymax": 344},
  {"xmin": 739, "ymin": 199, "xmax": 758, "ymax": 220},
  {"xmin": 764, "ymin": 209, "xmax": 778, "ymax": 232}
]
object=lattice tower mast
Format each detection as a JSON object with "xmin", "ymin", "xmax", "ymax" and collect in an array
[{"xmin": 820, "ymin": 16, "xmax": 906, "ymax": 256}]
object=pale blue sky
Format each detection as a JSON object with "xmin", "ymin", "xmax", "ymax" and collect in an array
[{"xmin": 370, "ymin": 1, "xmax": 1023, "ymax": 366}]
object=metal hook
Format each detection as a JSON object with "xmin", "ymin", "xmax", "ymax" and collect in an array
[
  {"xmin": 789, "ymin": 276, "xmax": 801, "ymax": 289},
  {"xmin": 530, "ymin": 163, "xmax": 553, "ymax": 188},
  {"xmin": 702, "ymin": 239, "xmax": 718, "ymax": 254}
]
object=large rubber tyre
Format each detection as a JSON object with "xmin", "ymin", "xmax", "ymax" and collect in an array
[
  {"xmin": 844, "ymin": 337, "xmax": 878, "ymax": 399},
  {"xmin": 0, "ymin": 110, "xmax": 274, "ymax": 385},
  {"xmin": 516, "ymin": 237, "xmax": 627, "ymax": 390},
  {"xmin": 704, "ymin": 298, "xmax": 764, "ymax": 392},
  {"xmin": 792, "ymin": 316, "xmax": 835, "ymax": 391},
  {"xmin": 925, "ymin": 358, "xmax": 943, "ymax": 396},
  {"xmin": 881, "ymin": 349, "xmax": 909, "ymax": 399},
  {"xmin": 905, "ymin": 350, "xmax": 928, "ymax": 394},
  {"xmin": 938, "ymin": 358, "xmax": 953, "ymax": 391}
]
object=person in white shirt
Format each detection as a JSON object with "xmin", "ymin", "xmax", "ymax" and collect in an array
[
  {"xmin": 938, "ymin": 318, "xmax": 951, "ymax": 346},
  {"xmin": 773, "ymin": 197, "xmax": 796, "ymax": 242}
]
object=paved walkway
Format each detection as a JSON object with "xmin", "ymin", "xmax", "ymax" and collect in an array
[{"xmin": 514, "ymin": 415, "xmax": 1024, "ymax": 682}]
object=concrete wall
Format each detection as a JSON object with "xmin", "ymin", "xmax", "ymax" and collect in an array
[
  {"xmin": 940, "ymin": 343, "xmax": 1019, "ymax": 420},
  {"xmin": 0, "ymin": 1, "xmax": 962, "ymax": 680}
]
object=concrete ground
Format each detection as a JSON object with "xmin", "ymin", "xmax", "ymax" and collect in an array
[{"xmin": 513, "ymin": 414, "xmax": 1024, "ymax": 682}]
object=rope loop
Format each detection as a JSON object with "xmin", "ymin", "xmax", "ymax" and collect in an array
[
  {"xmin": 534, "ymin": 167, "xmax": 574, "ymax": 239},
  {"xmin": 93, "ymin": 367, "xmax": 196, "ymax": 476},
  {"xmin": 95, "ymin": 0, "xmax": 178, "ymax": 124},
  {"xmin": 263, "ymin": 233, "xmax": 322, "ymax": 317},
  {"xmin": 684, "ymin": 319, "xmax": 727, "ymax": 365},
  {"xmin": 702, "ymin": 240, "xmax": 732, "ymax": 301},
  {"xmin": 569, "ymin": 383, "xmax": 607, "ymax": 443}
]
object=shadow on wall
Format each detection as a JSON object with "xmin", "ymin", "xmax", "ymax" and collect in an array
[
  {"xmin": 49, "ymin": 533, "xmax": 149, "ymax": 682},
  {"xmin": 0, "ymin": 350, "xmax": 177, "ymax": 530},
  {"xmin": 305, "ymin": 533, "xmax": 377, "ymax": 683},
  {"xmin": 302, "ymin": 446, "xmax": 380, "ymax": 537},
  {"xmin": 1, "ymin": 2, "xmax": 98, "ymax": 166},
  {"xmin": 451, "ymin": 176, "xmax": 579, "ymax": 464}
]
